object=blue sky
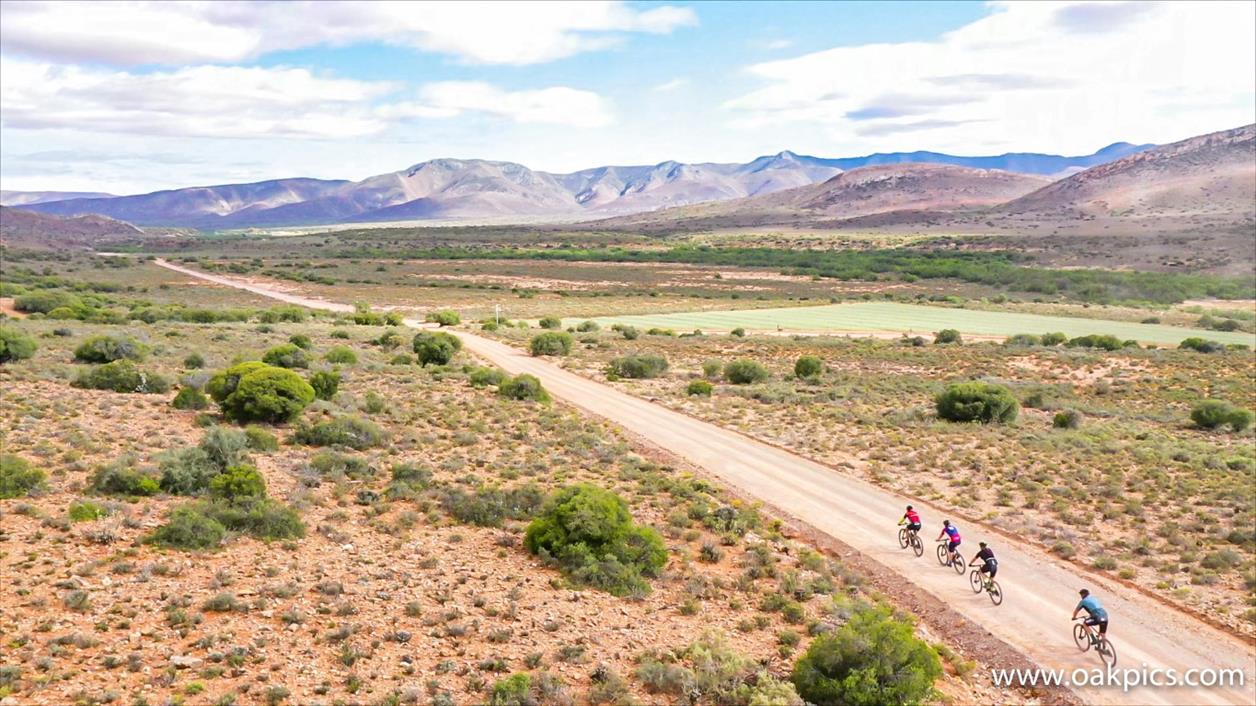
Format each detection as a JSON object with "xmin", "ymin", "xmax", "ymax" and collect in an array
[{"xmin": 1, "ymin": 1, "xmax": 1252, "ymax": 194}]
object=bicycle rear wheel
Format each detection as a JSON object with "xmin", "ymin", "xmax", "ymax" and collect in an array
[
  {"xmin": 898, "ymin": 528, "xmax": 909, "ymax": 549},
  {"xmin": 1073, "ymin": 624, "xmax": 1090, "ymax": 652},
  {"xmin": 911, "ymin": 535, "xmax": 923, "ymax": 557},
  {"xmin": 1097, "ymin": 638, "xmax": 1117, "ymax": 667},
  {"xmin": 969, "ymin": 570, "xmax": 983, "ymax": 593},
  {"xmin": 988, "ymin": 581, "xmax": 1003, "ymax": 606}
]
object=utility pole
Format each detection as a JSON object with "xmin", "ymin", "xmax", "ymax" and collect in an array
[{"xmin": 495, "ymin": 304, "xmax": 501, "ymax": 326}]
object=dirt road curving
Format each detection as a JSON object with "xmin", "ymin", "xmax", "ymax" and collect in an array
[{"xmin": 155, "ymin": 259, "xmax": 1256, "ymax": 706}]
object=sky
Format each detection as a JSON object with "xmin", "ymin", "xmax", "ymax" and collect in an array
[{"xmin": 1, "ymin": 0, "xmax": 1253, "ymax": 195}]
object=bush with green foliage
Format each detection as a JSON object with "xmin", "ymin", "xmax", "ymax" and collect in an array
[
  {"xmin": 1053, "ymin": 409, "xmax": 1083, "ymax": 429},
  {"xmin": 148, "ymin": 492, "xmax": 304, "ymax": 550},
  {"xmin": 724, "ymin": 359, "xmax": 769, "ymax": 385},
  {"xmin": 157, "ymin": 448, "xmax": 219, "ymax": 495},
  {"xmin": 413, "ymin": 331, "xmax": 462, "ymax": 366},
  {"xmin": 73, "ymin": 334, "xmax": 148, "ymax": 363},
  {"xmin": 1180, "ymin": 337, "xmax": 1226, "ymax": 353},
  {"xmin": 686, "ymin": 379, "xmax": 713, "ymax": 396},
  {"xmin": 1191, "ymin": 400, "xmax": 1254, "ymax": 431},
  {"xmin": 498, "ymin": 374, "xmax": 550, "ymax": 402},
  {"xmin": 245, "ymin": 425, "xmax": 280, "ymax": 451},
  {"xmin": 636, "ymin": 632, "xmax": 803, "ymax": 705},
  {"xmin": 147, "ymin": 504, "xmax": 227, "ymax": 550},
  {"xmin": 209, "ymin": 362, "xmax": 315, "ymax": 423},
  {"xmin": 0, "ymin": 453, "xmax": 46, "ymax": 499},
  {"xmin": 323, "ymin": 346, "xmax": 358, "ymax": 364},
  {"xmin": 538, "ymin": 316, "xmax": 562, "ymax": 329},
  {"xmin": 791, "ymin": 604, "xmax": 940, "ymax": 706},
  {"xmin": 172, "ymin": 386, "xmax": 210, "ymax": 410},
  {"xmin": 730, "ymin": 327, "xmax": 746, "ymax": 338},
  {"xmin": 374, "ymin": 330, "xmax": 404, "ymax": 349},
  {"xmin": 794, "ymin": 355, "xmax": 824, "ymax": 380},
  {"xmin": 91, "ymin": 457, "xmax": 160, "ymax": 496},
  {"xmin": 426, "ymin": 310, "xmax": 461, "ymax": 326},
  {"xmin": 524, "ymin": 484, "xmax": 667, "ymax": 596},
  {"xmin": 1004, "ymin": 333, "xmax": 1041, "ymax": 346},
  {"xmin": 287, "ymin": 334, "xmax": 312, "ymax": 350},
  {"xmin": 262, "ymin": 343, "xmax": 309, "ymax": 369},
  {"xmin": 1040, "ymin": 332, "xmax": 1068, "ymax": 346},
  {"xmin": 308, "ymin": 369, "xmax": 341, "ymax": 401},
  {"xmin": 488, "ymin": 674, "xmax": 532, "ymax": 706},
  {"xmin": 1065, "ymin": 334, "xmax": 1124, "ymax": 351},
  {"xmin": 468, "ymin": 366, "xmax": 506, "ymax": 388},
  {"xmin": 209, "ymin": 465, "xmax": 267, "ymax": 501},
  {"xmin": 935, "ymin": 382, "xmax": 1019, "ymax": 424},
  {"xmin": 183, "ymin": 352, "xmax": 205, "ymax": 369},
  {"xmin": 576, "ymin": 320, "xmax": 601, "ymax": 332},
  {"xmin": 74, "ymin": 360, "xmax": 170, "ymax": 394},
  {"xmin": 309, "ymin": 450, "xmax": 374, "ymax": 480},
  {"xmin": 0, "ymin": 327, "xmax": 38, "ymax": 363},
  {"xmin": 440, "ymin": 484, "xmax": 545, "ymax": 527},
  {"xmin": 294, "ymin": 415, "xmax": 386, "ymax": 449},
  {"xmin": 608, "ymin": 354, "xmax": 669, "ymax": 379},
  {"xmin": 529, "ymin": 331, "xmax": 573, "ymax": 357},
  {"xmin": 69, "ymin": 501, "xmax": 108, "ymax": 522},
  {"xmin": 933, "ymin": 329, "xmax": 962, "ymax": 345}
]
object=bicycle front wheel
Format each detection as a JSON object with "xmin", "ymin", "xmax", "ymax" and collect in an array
[
  {"xmin": 969, "ymin": 570, "xmax": 983, "ymax": 593},
  {"xmin": 1097, "ymin": 638, "xmax": 1117, "ymax": 667},
  {"xmin": 898, "ymin": 528, "xmax": 909, "ymax": 549},
  {"xmin": 1073, "ymin": 624, "xmax": 1090, "ymax": 652}
]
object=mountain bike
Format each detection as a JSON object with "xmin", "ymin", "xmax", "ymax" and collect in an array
[
  {"xmin": 897, "ymin": 526, "xmax": 924, "ymax": 557},
  {"xmin": 968, "ymin": 568, "xmax": 1003, "ymax": 605},
  {"xmin": 1073, "ymin": 618, "xmax": 1117, "ymax": 667},
  {"xmin": 936, "ymin": 541, "xmax": 965, "ymax": 574}
]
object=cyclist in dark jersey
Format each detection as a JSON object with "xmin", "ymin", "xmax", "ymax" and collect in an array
[{"xmin": 969, "ymin": 541, "xmax": 997, "ymax": 579}]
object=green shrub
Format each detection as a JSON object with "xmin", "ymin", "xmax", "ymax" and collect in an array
[
  {"xmin": 1040, "ymin": 332, "xmax": 1067, "ymax": 346},
  {"xmin": 201, "ymin": 497, "xmax": 304, "ymax": 541},
  {"xmin": 209, "ymin": 465, "xmax": 267, "ymax": 501},
  {"xmin": 309, "ymin": 370, "xmax": 340, "ymax": 401},
  {"xmin": 1191, "ymin": 400, "xmax": 1254, "ymax": 431},
  {"xmin": 262, "ymin": 343, "xmax": 309, "ymax": 369},
  {"xmin": 157, "ymin": 448, "xmax": 219, "ymax": 495},
  {"xmin": 440, "ymin": 484, "xmax": 545, "ymax": 527},
  {"xmin": 74, "ymin": 334, "xmax": 148, "ymax": 363},
  {"xmin": 612, "ymin": 324, "xmax": 639, "ymax": 340},
  {"xmin": 724, "ymin": 359, "xmax": 769, "ymax": 385},
  {"xmin": 245, "ymin": 425, "xmax": 280, "ymax": 451},
  {"xmin": 413, "ymin": 331, "xmax": 462, "ymax": 366},
  {"xmin": 686, "ymin": 380, "xmax": 713, "ymax": 396},
  {"xmin": 730, "ymin": 327, "xmax": 746, "ymax": 338},
  {"xmin": 14, "ymin": 290, "xmax": 79, "ymax": 314},
  {"xmin": 210, "ymin": 363, "xmax": 315, "ymax": 423},
  {"xmin": 468, "ymin": 366, "xmax": 506, "ymax": 388},
  {"xmin": 539, "ymin": 316, "xmax": 562, "ymax": 329},
  {"xmin": 74, "ymin": 360, "xmax": 170, "ymax": 394},
  {"xmin": 323, "ymin": 346, "xmax": 357, "ymax": 364},
  {"xmin": 646, "ymin": 327, "xmax": 675, "ymax": 337},
  {"xmin": 310, "ymin": 450, "xmax": 374, "ymax": 480},
  {"xmin": 294, "ymin": 415, "xmax": 387, "ymax": 449},
  {"xmin": 1053, "ymin": 409, "xmax": 1083, "ymax": 429},
  {"xmin": 933, "ymin": 329, "xmax": 962, "ymax": 345},
  {"xmin": 1066, "ymin": 334, "xmax": 1123, "ymax": 351},
  {"xmin": 935, "ymin": 382, "xmax": 1019, "ymax": 424},
  {"xmin": 68, "ymin": 500, "xmax": 108, "ymax": 522},
  {"xmin": 702, "ymin": 360, "xmax": 722, "ymax": 379},
  {"xmin": 792, "ymin": 604, "xmax": 941, "ymax": 706},
  {"xmin": 374, "ymin": 330, "xmax": 404, "ymax": 349},
  {"xmin": 172, "ymin": 386, "xmax": 210, "ymax": 410},
  {"xmin": 794, "ymin": 355, "xmax": 823, "ymax": 380},
  {"xmin": 1004, "ymin": 333, "xmax": 1041, "ymax": 346},
  {"xmin": 288, "ymin": 334, "xmax": 312, "ymax": 350},
  {"xmin": 489, "ymin": 674, "xmax": 532, "ymax": 706},
  {"xmin": 499, "ymin": 374, "xmax": 550, "ymax": 402},
  {"xmin": 426, "ymin": 310, "xmax": 461, "ymax": 326},
  {"xmin": 1180, "ymin": 337, "xmax": 1225, "ymax": 353},
  {"xmin": 0, "ymin": 327, "xmax": 38, "ymax": 363},
  {"xmin": 529, "ymin": 331, "xmax": 573, "ymax": 357},
  {"xmin": 200, "ymin": 427, "xmax": 250, "ymax": 469},
  {"xmin": 524, "ymin": 484, "xmax": 667, "ymax": 596},
  {"xmin": 608, "ymin": 354, "xmax": 669, "ymax": 379},
  {"xmin": 576, "ymin": 320, "xmax": 601, "ymax": 332},
  {"xmin": 0, "ymin": 453, "xmax": 45, "ymax": 499},
  {"xmin": 90, "ymin": 458, "xmax": 159, "ymax": 496},
  {"xmin": 147, "ymin": 505, "xmax": 226, "ymax": 550}
]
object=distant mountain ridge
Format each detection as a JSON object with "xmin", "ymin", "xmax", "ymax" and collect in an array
[
  {"xmin": 0, "ymin": 205, "xmax": 142, "ymax": 248},
  {"xmin": 0, "ymin": 190, "xmax": 115, "ymax": 206},
  {"xmin": 14, "ymin": 141, "xmax": 1157, "ymax": 229}
]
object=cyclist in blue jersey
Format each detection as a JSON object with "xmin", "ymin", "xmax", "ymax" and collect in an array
[
  {"xmin": 937, "ymin": 520, "xmax": 961, "ymax": 565},
  {"xmin": 1072, "ymin": 588, "xmax": 1109, "ymax": 637}
]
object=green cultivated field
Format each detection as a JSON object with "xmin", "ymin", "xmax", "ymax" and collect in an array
[{"xmin": 585, "ymin": 302, "xmax": 1256, "ymax": 346}]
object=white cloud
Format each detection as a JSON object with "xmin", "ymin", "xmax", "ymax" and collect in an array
[
  {"xmin": 653, "ymin": 78, "xmax": 689, "ymax": 92},
  {"xmin": 383, "ymin": 82, "xmax": 613, "ymax": 128},
  {"xmin": 725, "ymin": 1, "xmax": 1256, "ymax": 154},
  {"xmin": 0, "ymin": 1, "xmax": 698, "ymax": 66},
  {"xmin": 0, "ymin": 59, "xmax": 395, "ymax": 138}
]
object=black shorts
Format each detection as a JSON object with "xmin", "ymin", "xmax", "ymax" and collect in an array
[
  {"xmin": 981, "ymin": 559, "xmax": 998, "ymax": 578},
  {"xmin": 1084, "ymin": 617, "xmax": 1108, "ymax": 634},
  {"xmin": 905, "ymin": 522, "xmax": 921, "ymax": 532},
  {"xmin": 947, "ymin": 539, "xmax": 961, "ymax": 552}
]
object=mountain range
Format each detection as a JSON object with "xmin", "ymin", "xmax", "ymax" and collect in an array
[{"xmin": 10, "ymin": 142, "xmax": 1155, "ymax": 229}]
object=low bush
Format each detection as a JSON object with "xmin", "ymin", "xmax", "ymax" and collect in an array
[
  {"xmin": 730, "ymin": 327, "xmax": 746, "ymax": 338},
  {"xmin": 323, "ymin": 346, "xmax": 357, "ymax": 364},
  {"xmin": 74, "ymin": 360, "xmax": 170, "ymax": 394},
  {"xmin": 0, "ymin": 453, "xmax": 45, "ymax": 499},
  {"xmin": 200, "ymin": 426, "xmax": 251, "ymax": 469},
  {"xmin": 149, "ymin": 497, "xmax": 304, "ymax": 550},
  {"xmin": 468, "ymin": 366, "xmax": 506, "ymax": 388},
  {"xmin": 14, "ymin": 290, "xmax": 79, "ymax": 314},
  {"xmin": 612, "ymin": 324, "xmax": 639, "ymax": 340},
  {"xmin": 288, "ymin": 334, "xmax": 312, "ymax": 350},
  {"xmin": 91, "ymin": 457, "xmax": 159, "ymax": 496},
  {"xmin": 0, "ymin": 327, "xmax": 38, "ymax": 363},
  {"xmin": 294, "ymin": 415, "xmax": 387, "ymax": 449},
  {"xmin": 74, "ymin": 334, "xmax": 148, "ymax": 363},
  {"xmin": 262, "ymin": 343, "xmax": 309, "ymax": 369},
  {"xmin": 794, "ymin": 355, "xmax": 823, "ymax": 380},
  {"xmin": 1191, "ymin": 400, "xmax": 1254, "ymax": 432},
  {"xmin": 608, "ymin": 354, "xmax": 669, "ymax": 379},
  {"xmin": 724, "ymin": 359, "xmax": 769, "ymax": 385},
  {"xmin": 538, "ymin": 316, "xmax": 562, "ymax": 329},
  {"xmin": 686, "ymin": 380, "xmax": 713, "ymax": 396},
  {"xmin": 426, "ymin": 310, "xmax": 461, "ymax": 326},
  {"xmin": 1180, "ymin": 337, "xmax": 1226, "ymax": 353},
  {"xmin": 157, "ymin": 448, "xmax": 219, "ymax": 495},
  {"xmin": 933, "ymin": 329, "xmax": 962, "ymax": 345},
  {"xmin": 413, "ymin": 331, "xmax": 462, "ymax": 366},
  {"xmin": 69, "ymin": 500, "xmax": 108, "ymax": 522},
  {"xmin": 489, "ymin": 674, "xmax": 531, "ymax": 706},
  {"xmin": 702, "ymin": 360, "xmax": 722, "ymax": 379},
  {"xmin": 1004, "ymin": 333, "xmax": 1041, "ymax": 346},
  {"xmin": 935, "ymin": 382, "xmax": 1019, "ymax": 424},
  {"xmin": 245, "ymin": 426, "xmax": 280, "ymax": 451},
  {"xmin": 498, "ymin": 374, "xmax": 550, "ymax": 402},
  {"xmin": 440, "ymin": 484, "xmax": 545, "ymax": 527},
  {"xmin": 524, "ymin": 484, "xmax": 667, "ymax": 596},
  {"xmin": 792, "ymin": 604, "xmax": 940, "ymax": 706},
  {"xmin": 529, "ymin": 331, "xmax": 573, "ymax": 357},
  {"xmin": 1040, "ymin": 332, "xmax": 1067, "ymax": 346},
  {"xmin": 209, "ymin": 362, "xmax": 315, "ymax": 423},
  {"xmin": 309, "ymin": 370, "xmax": 341, "ymax": 401},
  {"xmin": 1065, "ymin": 334, "xmax": 1124, "ymax": 351},
  {"xmin": 1053, "ymin": 409, "xmax": 1083, "ymax": 429},
  {"xmin": 309, "ymin": 450, "xmax": 374, "ymax": 480},
  {"xmin": 208, "ymin": 465, "xmax": 267, "ymax": 501},
  {"xmin": 147, "ymin": 505, "xmax": 227, "ymax": 550},
  {"xmin": 576, "ymin": 320, "xmax": 600, "ymax": 332},
  {"xmin": 172, "ymin": 386, "xmax": 210, "ymax": 410}
]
